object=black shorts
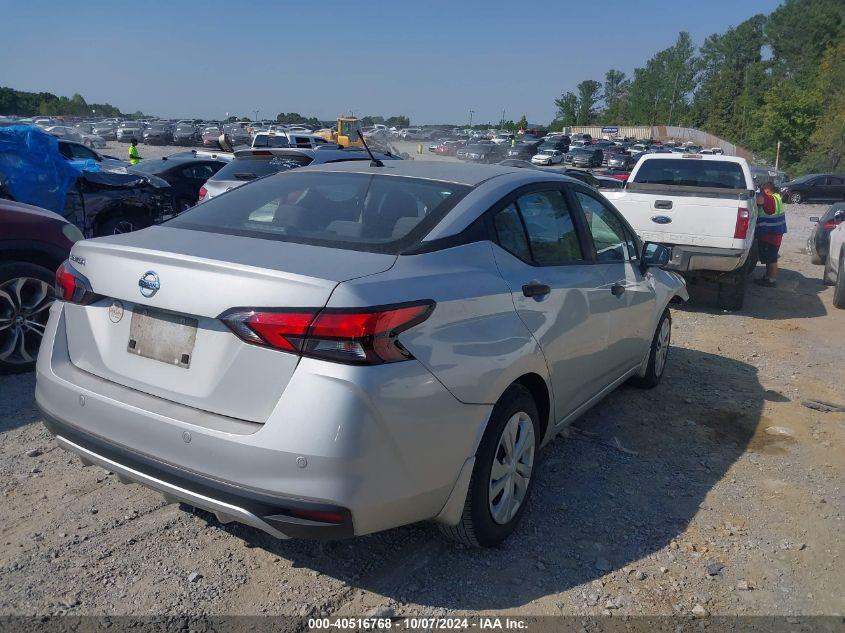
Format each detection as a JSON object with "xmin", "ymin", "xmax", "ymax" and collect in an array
[{"xmin": 758, "ymin": 240, "xmax": 780, "ymax": 264}]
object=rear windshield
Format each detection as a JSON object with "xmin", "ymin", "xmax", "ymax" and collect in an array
[
  {"xmin": 168, "ymin": 171, "xmax": 470, "ymax": 253},
  {"xmin": 253, "ymin": 134, "xmax": 290, "ymax": 148},
  {"xmin": 212, "ymin": 155, "xmax": 313, "ymax": 181},
  {"xmin": 634, "ymin": 159, "xmax": 747, "ymax": 189}
]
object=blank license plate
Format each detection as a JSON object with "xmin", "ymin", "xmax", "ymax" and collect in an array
[{"xmin": 127, "ymin": 307, "xmax": 197, "ymax": 368}]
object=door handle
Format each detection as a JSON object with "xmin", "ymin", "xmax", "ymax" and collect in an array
[
  {"xmin": 611, "ymin": 283, "xmax": 626, "ymax": 297},
  {"xmin": 654, "ymin": 199, "xmax": 673, "ymax": 210},
  {"xmin": 522, "ymin": 282, "xmax": 551, "ymax": 298}
]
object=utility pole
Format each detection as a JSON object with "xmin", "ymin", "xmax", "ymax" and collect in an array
[
  {"xmin": 469, "ymin": 109, "xmax": 474, "ymax": 129},
  {"xmin": 775, "ymin": 140, "xmax": 781, "ymax": 170},
  {"xmin": 501, "ymin": 109, "xmax": 506, "ymax": 129},
  {"xmin": 253, "ymin": 109, "xmax": 259, "ymax": 122}
]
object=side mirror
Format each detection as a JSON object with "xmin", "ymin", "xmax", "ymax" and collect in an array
[{"xmin": 640, "ymin": 241, "xmax": 671, "ymax": 273}]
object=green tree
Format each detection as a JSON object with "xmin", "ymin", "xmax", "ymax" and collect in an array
[
  {"xmin": 765, "ymin": 0, "xmax": 845, "ymax": 86},
  {"xmin": 801, "ymin": 39, "xmax": 845, "ymax": 170},
  {"xmin": 602, "ymin": 69, "xmax": 629, "ymax": 123},
  {"xmin": 691, "ymin": 15, "xmax": 768, "ymax": 145},
  {"xmin": 576, "ymin": 80, "xmax": 602, "ymax": 124},
  {"xmin": 627, "ymin": 32, "xmax": 699, "ymax": 125},
  {"xmin": 750, "ymin": 82, "xmax": 822, "ymax": 166},
  {"xmin": 553, "ymin": 91, "xmax": 578, "ymax": 127},
  {"xmin": 515, "ymin": 114, "xmax": 529, "ymax": 131},
  {"xmin": 384, "ymin": 115, "xmax": 410, "ymax": 128}
]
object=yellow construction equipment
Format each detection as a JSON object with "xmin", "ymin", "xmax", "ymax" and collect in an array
[{"xmin": 315, "ymin": 116, "xmax": 364, "ymax": 148}]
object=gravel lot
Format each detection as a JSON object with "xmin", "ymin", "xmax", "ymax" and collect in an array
[{"xmin": 0, "ymin": 152, "xmax": 843, "ymax": 622}]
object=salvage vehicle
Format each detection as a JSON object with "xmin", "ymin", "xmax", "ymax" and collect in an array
[
  {"xmin": 200, "ymin": 146, "xmax": 397, "ymax": 201},
  {"xmin": 530, "ymin": 148, "xmax": 565, "ymax": 166},
  {"xmin": 128, "ymin": 155, "xmax": 226, "ymax": 211},
  {"xmin": 603, "ymin": 153, "xmax": 757, "ymax": 310},
  {"xmin": 808, "ymin": 203, "xmax": 845, "ymax": 265},
  {"xmin": 823, "ymin": 211, "xmax": 845, "ymax": 308},
  {"xmin": 36, "ymin": 161, "xmax": 686, "ymax": 547},
  {"xmin": 45, "ymin": 125, "xmax": 107, "ymax": 149},
  {"xmin": 506, "ymin": 141, "xmax": 542, "ymax": 161},
  {"xmin": 606, "ymin": 152, "xmax": 637, "ymax": 171},
  {"xmin": 57, "ymin": 140, "xmax": 129, "ymax": 173},
  {"xmin": 464, "ymin": 141, "xmax": 505, "ymax": 164},
  {"xmin": 568, "ymin": 147, "xmax": 603, "ymax": 168},
  {"xmin": 172, "ymin": 123, "xmax": 199, "ymax": 146},
  {"xmin": 116, "ymin": 121, "xmax": 144, "ymax": 142},
  {"xmin": 201, "ymin": 126, "xmax": 222, "ymax": 147},
  {"xmin": 0, "ymin": 199, "xmax": 81, "ymax": 373},
  {"xmin": 142, "ymin": 122, "xmax": 173, "ymax": 146},
  {"xmin": 779, "ymin": 173, "xmax": 845, "ymax": 204}
]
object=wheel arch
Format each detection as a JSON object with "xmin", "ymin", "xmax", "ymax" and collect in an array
[{"xmin": 512, "ymin": 372, "xmax": 551, "ymax": 444}]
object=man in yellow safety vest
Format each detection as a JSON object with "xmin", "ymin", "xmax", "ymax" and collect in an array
[{"xmin": 128, "ymin": 138, "xmax": 141, "ymax": 165}]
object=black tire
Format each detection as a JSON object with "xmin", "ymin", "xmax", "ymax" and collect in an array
[
  {"xmin": 717, "ymin": 269, "xmax": 747, "ymax": 310},
  {"xmin": 0, "ymin": 262, "xmax": 57, "ymax": 374},
  {"xmin": 629, "ymin": 308, "xmax": 671, "ymax": 389},
  {"xmin": 823, "ymin": 253, "xmax": 836, "ymax": 286},
  {"xmin": 833, "ymin": 251, "xmax": 845, "ymax": 309},
  {"xmin": 439, "ymin": 384, "xmax": 540, "ymax": 548},
  {"xmin": 788, "ymin": 192, "xmax": 802, "ymax": 204}
]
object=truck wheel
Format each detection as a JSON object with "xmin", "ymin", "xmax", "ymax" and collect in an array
[
  {"xmin": 717, "ymin": 270, "xmax": 747, "ymax": 311},
  {"xmin": 629, "ymin": 308, "xmax": 671, "ymax": 389},
  {"xmin": 439, "ymin": 384, "xmax": 539, "ymax": 548},
  {"xmin": 833, "ymin": 252, "xmax": 845, "ymax": 309}
]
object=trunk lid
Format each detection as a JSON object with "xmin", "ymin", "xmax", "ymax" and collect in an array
[{"xmin": 63, "ymin": 226, "xmax": 396, "ymax": 422}]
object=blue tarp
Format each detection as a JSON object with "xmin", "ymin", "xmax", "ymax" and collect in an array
[{"xmin": 0, "ymin": 125, "xmax": 85, "ymax": 213}]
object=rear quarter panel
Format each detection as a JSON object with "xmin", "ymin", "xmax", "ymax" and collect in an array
[{"xmin": 327, "ymin": 241, "xmax": 552, "ymax": 423}]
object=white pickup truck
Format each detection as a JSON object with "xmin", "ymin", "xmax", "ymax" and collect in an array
[{"xmin": 603, "ymin": 153, "xmax": 758, "ymax": 310}]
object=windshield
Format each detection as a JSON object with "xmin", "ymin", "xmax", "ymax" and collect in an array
[
  {"xmin": 168, "ymin": 172, "xmax": 470, "ymax": 253},
  {"xmin": 212, "ymin": 155, "xmax": 312, "ymax": 181},
  {"xmin": 634, "ymin": 159, "xmax": 747, "ymax": 189}
]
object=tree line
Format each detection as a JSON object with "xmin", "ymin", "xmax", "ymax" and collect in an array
[
  {"xmin": 0, "ymin": 87, "xmax": 134, "ymax": 118},
  {"xmin": 550, "ymin": 0, "xmax": 844, "ymax": 172}
]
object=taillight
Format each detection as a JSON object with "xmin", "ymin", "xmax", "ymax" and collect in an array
[
  {"xmin": 220, "ymin": 301, "xmax": 434, "ymax": 365},
  {"xmin": 55, "ymin": 261, "xmax": 100, "ymax": 305},
  {"xmin": 198, "ymin": 185, "xmax": 208, "ymax": 202},
  {"xmin": 822, "ymin": 220, "xmax": 837, "ymax": 230},
  {"xmin": 734, "ymin": 207, "xmax": 750, "ymax": 239}
]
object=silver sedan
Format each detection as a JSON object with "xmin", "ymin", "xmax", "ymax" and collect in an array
[{"xmin": 36, "ymin": 161, "xmax": 687, "ymax": 547}]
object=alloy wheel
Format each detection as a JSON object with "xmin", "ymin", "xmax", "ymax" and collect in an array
[
  {"xmin": 488, "ymin": 412, "xmax": 535, "ymax": 525},
  {"xmin": 0, "ymin": 277, "xmax": 54, "ymax": 366}
]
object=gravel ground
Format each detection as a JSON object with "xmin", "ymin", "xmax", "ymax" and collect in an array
[{"xmin": 0, "ymin": 170, "xmax": 842, "ymax": 621}]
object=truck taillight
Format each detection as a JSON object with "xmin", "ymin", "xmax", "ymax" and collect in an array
[
  {"xmin": 55, "ymin": 261, "xmax": 101, "ymax": 305},
  {"xmin": 220, "ymin": 302, "xmax": 434, "ymax": 365},
  {"xmin": 734, "ymin": 207, "xmax": 751, "ymax": 239}
]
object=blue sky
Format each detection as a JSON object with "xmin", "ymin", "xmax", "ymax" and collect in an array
[{"xmin": 0, "ymin": 0, "xmax": 783, "ymax": 124}]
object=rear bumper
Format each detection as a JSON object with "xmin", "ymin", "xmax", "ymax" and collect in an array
[
  {"xmin": 42, "ymin": 412, "xmax": 353, "ymax": 539},
  {"xmin": 36, "ymin": 303, "xmax": 491, "ymax": 538},
  {"xmin": 665, "ymin": 244, "xmax": 748, "ymax": 273}
]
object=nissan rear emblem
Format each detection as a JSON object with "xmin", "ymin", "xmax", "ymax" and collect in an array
[{"xmin": 138, "ymin": 271, "xmax": 160, "ymax": 298}]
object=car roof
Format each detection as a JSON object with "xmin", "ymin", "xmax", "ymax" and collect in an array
[
  {"xmin": 637, "ymin": 153, "xmax": 746, "ymax": 164},
  {"xmin": 303, "ymin": 158, "xmax": 577, "ymax": 187}
]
